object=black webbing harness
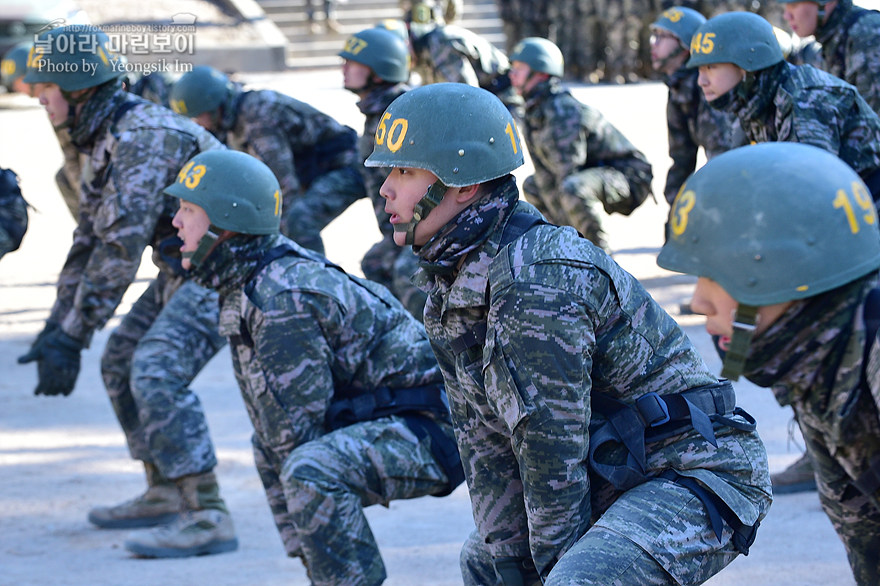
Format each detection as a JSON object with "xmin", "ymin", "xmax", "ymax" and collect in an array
[
  {"xmin": 235, "ymin": 242, "xmax": 465, "ymax": 495},
  {"xmin": 449, "ymin": 212, "xmax": 761, "ymax": 553}
]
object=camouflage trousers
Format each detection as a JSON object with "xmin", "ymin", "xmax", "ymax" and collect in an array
[
  {"xmin": 101, "ymin": 275, "xmax": 226, "ymax": 480},
  {"xmin": 523, "ymin": 169, "xmax": 631, "ymax": 251},
  {"xmin": 252, "ymin": 415, "xmax": 453, "ymax": 586},
  {"xmin": 283, "ymin": 165, "xmax": 366, "ymax": 256},
  {"xmin": 361, "ymin": 236, "xmax": 427, "ymax": 322},
  {"xmin": 461, "ymin": 477, "xmax": 747, "ymax": 585},
  {"xmin": 797, "ymin": 388, "xmax": 880, "ymax": 584}
]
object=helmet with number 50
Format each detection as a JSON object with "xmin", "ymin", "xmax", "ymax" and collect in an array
[{"xmin": 365, "ymin": 83, "xmax": 523, "ymax": 244}]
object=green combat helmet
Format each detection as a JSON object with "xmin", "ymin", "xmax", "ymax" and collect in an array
[
  {"xmin": 365, "ymin": 83, "xmax": 524, "ymax": 244},
  {"xmin": 164, "ymin": 150, "xmax": 282, "ymax": 266},
  {"xmin": 686, "ymin": 11, "xmax": 784, "ymax": 71},
  {"xmin": 1, "ymin": 42, "xmax": 32, "ymax": 92},
  {"xmin": 23, "ymin": 25, "xmax": 123, "ymax": 91},
  {"xmin": 339, "ymin": 27, "xmax": 410, "ymax": 85},
  {"xmin": 657, "ymin": 142, "xmax": 880, "ymax": 379},
  {"xmin": 509, "ymin": 37, "xmax": 565, "ymax": 78},
  {"xmin": 651, "ymin": 6, "xmax": 706, "ymax": 49},
  {"xmin": 169, "ymin": 65, "xmax": 233, "ymax": 118}
]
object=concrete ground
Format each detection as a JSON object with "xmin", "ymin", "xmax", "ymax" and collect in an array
[{"xmin": 0, "ymin": 70, "xmax": 856, "ymax": 585}]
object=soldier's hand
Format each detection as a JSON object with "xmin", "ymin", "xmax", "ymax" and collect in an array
[
  {"xmin": 17, "ymin": 320, "xmax": 59, "ymax": 364},
  {"xmin": 33, "ymin": 330, "xmax": 83, "ymax": 397}
]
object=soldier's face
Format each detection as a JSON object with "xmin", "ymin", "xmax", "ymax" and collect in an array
[
  {"xmin": 342, "ymin": 59, "xmax": 372, "ymax": 91},
  {"xmin": 697, "ymin": 63, "xmax": 744, "ymax": 102},
  {"xmin": 690, "ymin": 277, "xmax": 794, "ymax": 351},
  {"xmin": 783, "ymin": 2, "xmax": 820, "ymax": 37},
  {"xmin": 509, "ymin": 61, "xmax": 536, "ymax": 95},
  {"xmin": 34, "ymin": 83, "xmax": 69, "ymax": 127},
  {"xmin": 172, "ymin": 198, "xmax": 211, "ymax": 270},
  {"xmin": 649, "ymin": 29, "xmax": 685, "ymax": 74},
  {"xmin": 193, "ymin": 111, "xmax": 217, "ymax": 133},
  {"xmin": 379, "ymin": 166, "xmax": 477, "ymax": 247}
]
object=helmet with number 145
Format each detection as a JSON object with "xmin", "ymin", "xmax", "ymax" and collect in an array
[{"xmin": 686, "ymin": 11, "xmax": 783, "ymax": 71}]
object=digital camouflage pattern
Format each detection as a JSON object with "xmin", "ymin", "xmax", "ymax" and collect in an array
[
  {"xmin": 0, "ymin": 167, "xmax": 27, "ymax": 260},
  {"xmin": 194, "ymin": 233, "xmax": 456, "ymax": 585},
  {"xmin": 662, "ymin": 66, "xmax": 746, "ymax": 204},
  {"xmin": 215, "ymin": 87, "xmax": 365, "ymax": 254},
  {"xmin": 744, "ymin": 274, "xmax": 880, "ymax": 584},
  {"xmin": 102, "ymin": 277, "xmax": 226, "ymax": 479},
  {"xmin": 48, "ymin": 82, "xmax": 226, "ymax": 484},
  {"xmin": 410, "ymin": 24, "xmax": 521, "ymax": 111},
  {"xmin": 520, "ymin": 77, "xmax": 653, "ymax": 249},
  {"xmin": 355, "ymin": 82, "xmax": 428, "ymax": 320},
  {"xmin": 814, "ymin": 0, "xmax": 880, "ymax": 115},
  {"xmin": 714, "ymin": 61, "xmax": 880, "ymax": 179},
  {"xmin": 413, "ymin": 179, "xmax": 771, "ymax": 583},
  {"xmin": 47, "ymin": 84, "xmax": 221, "ymax": 345}
]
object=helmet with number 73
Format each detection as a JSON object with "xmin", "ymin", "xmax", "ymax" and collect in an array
[
  {"xmin": 165, "ymin": 150, "xmax": 281, "ymax": 236},
  {"xmin": 686, "ymin": 11, "xmax": 783, "ymax": 71},
  {"xmin": 658, "ymin": 142, "xmax": 880, "ymax": 306}
]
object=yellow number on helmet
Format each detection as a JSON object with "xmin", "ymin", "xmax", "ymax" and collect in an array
[
  {"xmin": 343, "ymin": 36, "xmax": 368, "ymax": 55},
  {"xmin": 663, "ymin": 8, "xmax": 683, "ymax": 22},
  {"xmin": 670, "ymin": 188, "xmax": 696, "ymax": 237}
]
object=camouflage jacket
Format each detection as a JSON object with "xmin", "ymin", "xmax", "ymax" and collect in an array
[
  {"xmin": 723, "ymin": 61, "xmax": 880, "ymax": 177},
  {"xmin": 522, "ymin": 78, "xmax": 652, "ymax": 197},
  {"xmin": 0, "ymin": 167, "xmax": 27, "ymax": 260},
  {"xmin": 816, "ymin": 0, "xmax": 880, "ymax": 115},
  {"xmin": 51, "ymin": 83, "xmax": 222, "ymax": 345},
  {"xmin": 663, "ymin": 66, "xmax": 746, "ymax": 204},
  {"xmin": 219, "ymin": 88, "xmax": 359, "ymax": 208},
  {"xmin": 411, "ymin": 24, "xmax": 510, "ymax": 89},
  {"xmin": 200, "ymin": 233, "xmax": 444, "ymax": 472},
  {"xmin": 356, "ymin": 82, "xmax": 409, "ymax": 238},
  {"xmin": 413, "ymin": 178, "xmax": 770, "ymax": 578}
]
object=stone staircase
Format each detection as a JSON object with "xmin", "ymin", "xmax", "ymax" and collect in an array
[{"xmin": 254, "ymin": 0, "xmax": 506, "ymax": 69}]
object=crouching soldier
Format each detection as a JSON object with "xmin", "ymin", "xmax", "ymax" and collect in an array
[{"xmin": 166, "ymin": 150, "xmax": 464, "ymax": 585}]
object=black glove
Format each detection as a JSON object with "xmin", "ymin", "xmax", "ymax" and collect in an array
[
  {"xmin": 33, "ymin": 329, "xmax": 83, "ymax": 397},
  {"xmin": 17, "ymin": 320, "xmax": 59, "ymax": 364}
]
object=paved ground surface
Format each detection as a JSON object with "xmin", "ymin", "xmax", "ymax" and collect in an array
[{"xmin": 0, "ymin": 71, "xmax": 857, "ymax": 585}]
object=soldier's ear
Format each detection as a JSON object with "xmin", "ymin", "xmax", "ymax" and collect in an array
[{"xmin": 453, "ymin": 184, "xmax": 480, "ymax": 204}]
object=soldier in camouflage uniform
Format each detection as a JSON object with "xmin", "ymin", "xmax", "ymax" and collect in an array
[
  {"xmin": 167, "ymin": 149, "xmax": 463, "ymax": 585},
  {"xmin": 509, "ymin": 38, "xmax": 654, "ymax": 251},
  {"xmin": 0, "ymin": 167, "xmax": 28, "ymax": 261},
  {"xmin": 169, "ymin": 66, "xmax": 365, "ymax": 255},
  {"xmin": 689, "ymin": 11, "xmax": 880, "ymax": 199},
  {"xmin": 650, "ymin": 7, "xmax": 746, "ymax": 208},
  {"xmin": 378, "ymin": 1, "xmax": 523, "ymax": 116},
  {"xmin": 1, "ymin": 42, "xmax": 33, "ymax": 95},
  {"xmin": 778, "ymin": 0, "xmax": 880, "ymax": 114},
  {"xmin": 659, "ymin": 141, "xmax": 880, "ymax": 585},
  {"xmin": 339, "ymin": 27, "xmax": 427, "ymax": 320},
  {"xmin": 366, "ymin": 83, "xmax": 771, "ymax": 585},
  {"xmin": 19, "ymin": 26, "xmax": 236, "ymax": 558}
]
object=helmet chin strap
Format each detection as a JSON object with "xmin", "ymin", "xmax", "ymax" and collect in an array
[
  {"xmin": 393, "ymin": 178, "xmax": 447, "ymax": 245},
  {"xmin": 56, "ymin": 87, "xmax": 93, "ymax": 131},
  {"xmin": 720, "ymin": 304, "xmax": 759, "ymax": 381},
  {"xmin": 184, "ymin": 224, "xmax": 222, "ymax": 268},
  {"xmin": 655, "ymin": 45, "xmax": 689, "ymax": 74}
]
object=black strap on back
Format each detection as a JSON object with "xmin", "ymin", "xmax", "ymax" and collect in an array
[{"xmin": 401, "ymin": 414, "xmax": 466, "ymax": 497}]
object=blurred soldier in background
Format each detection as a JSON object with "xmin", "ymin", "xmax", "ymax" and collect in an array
[{"xmin": 0, "ymin": 167, "xmax": 28, "ymax": 262}]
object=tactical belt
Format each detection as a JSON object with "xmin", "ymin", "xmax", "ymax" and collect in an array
[{"xmin": 326, "ymin": 383, "xmax": 465, "ymax": 496}]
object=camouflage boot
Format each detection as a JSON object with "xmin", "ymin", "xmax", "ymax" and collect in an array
[
  {"xmin": 87, "ymin": 462, "xmax": 181, "ymax": 529},
  {"xmin": 123, "ymin": 471, "xmax": 238, "ymax": 558},
  {"xmin": 771, "ymin": 453, "xmax": 817, "ymax": 494}
]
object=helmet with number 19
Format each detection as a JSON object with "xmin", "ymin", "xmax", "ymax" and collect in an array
[{"xmin": 365, "ymin": 83, "xmax": 524, "ymax": 243}]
